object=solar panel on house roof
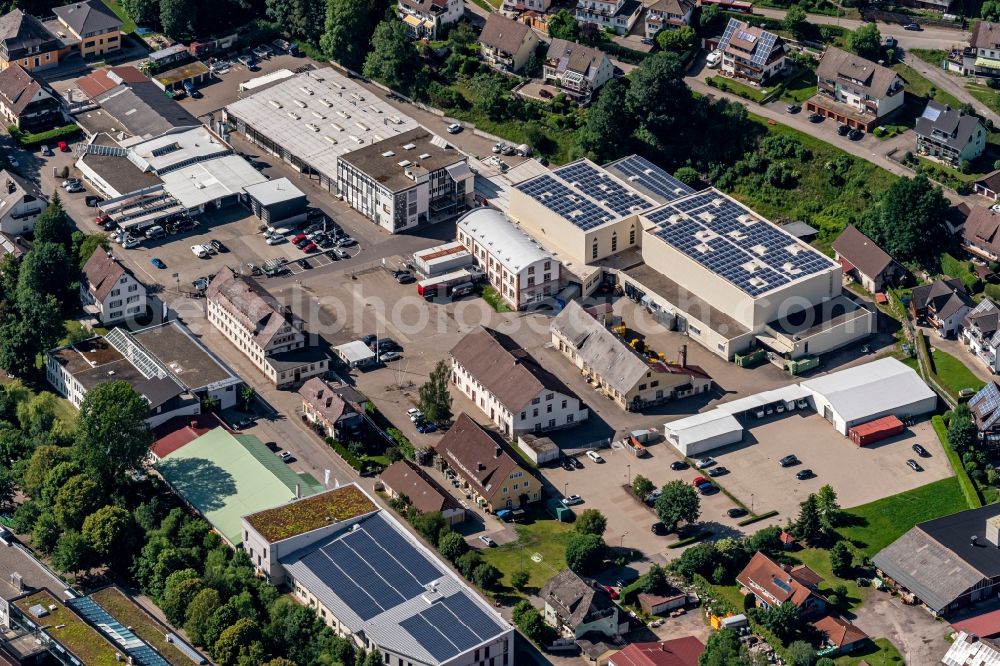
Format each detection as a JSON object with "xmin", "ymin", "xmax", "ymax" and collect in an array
[
  {"xmin": 605, "ymin": 155, "xmax": 694, "ymax": 204},
  {"xmin": 553, "ymin": 161, "xmax": 655, "ymax": 217},
  {"xmin": 645, "ymin": 190, "xmax": 835, "ymax": 297},
  {"xmin": 753, "ymin": 30, "xmax": 778, "ymax": 66},
  {"xmin": 971, "ymin": 382, "xmax": 1000, "ymax": 430},
  {"xmin": 719, "ymin": 18, "xmax": 740, "ymax": 49},
  {"xmin": 515, "ymin": 173, "xmax": 616, "ymax": 230},
  {"xmin": 399, "ymin": 593, "xmax": 509, "ymax": 662}
]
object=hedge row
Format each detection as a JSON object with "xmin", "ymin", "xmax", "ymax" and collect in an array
[
  {"xmin": 667, "ymin": 530, "xmax": 712, "ymax": 549},
  {"xmin": 737, "ymin": 510, "xmax": 779, "ymax": 527},
  {"xmin": 324, "ymin": 436, "xmax": 387, "ymax": 475},
  {"xmin": 8, "ymin": 123, "xmax": 80, "ymax": 148},
  {"xmin": 931, "ymin": 415, "xmax": 982, "ymax": 509}
]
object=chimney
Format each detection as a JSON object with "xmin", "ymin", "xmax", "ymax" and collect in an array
[
  {"xmin": 680, "ymin": 344, "xmax": 688, "ymax": 368},
  {"xmin": 971, "ymin": 535, "xmax": 978, "ymax": 547},
  {"xmin": 495, "ymin": 444, "xmax": 502, "ymax": 458}
]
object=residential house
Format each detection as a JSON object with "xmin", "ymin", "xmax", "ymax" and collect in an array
[
  {"xmin": 963, "ymin": 298, "xmax": 1000, "ymax": 373},
  {"xmin": 969, "ymin": 380, "xmax": 1000, "ymax": 444},
  {"xmin": 206, "ymin": 267, "xmax": 328, "ymax": 387},
  {"xmin": 0, "ymin": 231, "xmax": 29, "ymax": 259},
  {"xmin": 450, "ymin": 325, "xmax": 588, "ymax": 436},
  {"xmin": 805, "ymin": 47, "xmax": 904, "ymax": 131},
  {"xmin": 0, "ymin": 10, "xmax": 61, "ymax": 71},
  {"xmin": 80, "ymin": 250, "xmax": 147, "ymax": 325},
  {"xmin": 433, "ymin": 412, "xmax": 541, "ymax": 511},
  {"xmin": 717, "ymin": 18, "xmax": 785, "ymax": 85},
  {"xmin": 379, "ymin": 459, "xmax": 466, "ymax": 525},
  {"xmin": 479, "ymin": 13, "xmax": 539, "ymax": 72},
  {"xmin": 644, "ymin": 0, "xmax": 694, "ymax": 39},
  {"xmin": 963, "ymin": 205, "xmax": 1000, "ymax": 260},
  {"xmin": 542, "ymin": 38, "xmax": 614, "ymax": 102},
  {"xmin": 574, "ymin": 0, "xmax": 642, "ymax": 35},
  {"xmin": 736, "ymin": 552, "xmax": 827, "ymax": 618},
  {"xmin": 910, "ymin": 278, "xmax": 973, "ymax": 338},
  {"xmin": 810, "ymin": 616, "xmax": 869, "ymax": 656},
  {"xmin": 298, "ymin": 376, "xmax": 363, "ymax": 439},
  {"xmin": 551, "ymin": 300, "xmax": 712, "ymax": 412},
  {"xmin": 962, "ymin": 21, "xmax": 1000, "ymax": 77},
  {"xmin": 943, "ymin": 632, "xmax": 1000, "ymax": 665},
  {"xmin": 831, "ymin": 224, "xmax": 901, "ymax": 293},
  {"xmin": 397, "ymin": 0, "xmax": 462, "ymax": 39},
  {"xmin": 916, "ymin": 101, "xmax": 986, "ymax": 168},
  {"xmin": 609, "ymin": 637, "xmax": 704, "ymax": 666},
  {"xmin": 51, "ymin": 0, "xmax": 123, "ymax": 58},
  {"xmin": 240, "ymin": 486, "xmax": 513, "ymax": 665},
  {"xmin": 501, "ymin": 0, "xmax": 552, "ymax": 18},
  {"xmin": 0, "ymin": 169, "xmax": 44, "ymax": 235},
  {"xmin": 0, "ymin": 63, "xmax": 61, "ymax": 132},
  {"xmin": 539, "ymin": 569, "xmax": 628, "ymax": 639},
  {"xmin": 872, "ymin": 504, "xmax": 1000, "ymax": 615}
]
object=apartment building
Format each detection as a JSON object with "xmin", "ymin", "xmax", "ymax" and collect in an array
[
  {"xmin": 479, "ymin": 12, "xmax": 540, "ymax": 72},
  {"xmin": 337, "ymin": 128, "xmax": 473, "ymax": 233},
  {"xmin": 397, "ymin": 0, "xmax": 463, "ymax": 38},
  {"xmin": 644, "ymin": 0, "xmax": 694, "ymax": 38},
  {"xmin": 717, "ymin": 18, "xmax": 785, "ymax": 85},
  {"xmin": 0, "ymin": 169, "xmax": 44, "ymax": 235},
  {"xmin": 963, "ymin": 205, "xmax": 1000, "ymax": 261},
  {"xmin": 963, "ymin": 21, "xmax": 1000, "ymax": 78},
  {"xmin": 805, "ymin": 47, "xmax": 904, "ymax": 131},
  {"xmin": 910, "ymin": 278, "xmax": 973, "ymax": 338},
  {"xmin": 206, "ymin": 267, "xmax": 328, "ymax": 387},
  {"xmin": 963, "ymin": 299, "xmax": 1000, "ymax": 373},
  {"xmin": 456, "ymin": 207, "xmax": 560, "ymax": 309},
  {"xmin": 0, "ymin": 63, "xmax": 62, "ymax": 132},
  {"xmin": 451, "ymin": 326, "xmax": 587, "ymax": 436},
  {"xmin": 574, "ymin": 0, "xmax": 642, "ymax": 34},
  {"xmin": 0, "ymin": 9, "xmax": 61, "ymax": 71},
  {"xmin": 543, "ymin": 39, "xmax": 614, "ymax": 102},
  {"xmin": 915, "ymin": 100, "xmax": 986, "ymax": 168},
  {"xmin": 80, "ymin": 250, "xmax": 147, "ymax": 325},
  {"xmin": 51, "ymin": 0, "xmax": 123, "ymax": 58}
]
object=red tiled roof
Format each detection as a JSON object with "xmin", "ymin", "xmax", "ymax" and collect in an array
[
  {"xmin": 150, "ymin": 412, "xmax": 231, "ymax": 459},
  {"xmin": 736, "ymin": 552, "xmax": 824, "ymax": 609},
  {"xmin": 76, "ymin": 65, "xmax": 147, "ymax": 99},
  {"xmin": 952, "ymin": 607, "xmax": 1000, "ymax": 638},
  {"xmin": 610, "ymin": 637, "xmax": 704, "ymax": 666},
  {"xmin": 812, "ymin": 615, "xmax": 868, "ymax": 648}
]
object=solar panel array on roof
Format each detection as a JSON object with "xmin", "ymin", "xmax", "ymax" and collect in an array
[
  {"xmin": 645, "ymin": 190, "xmax": 834, "ymax": 297},
  {"xmin": 516, "ymin": 173, "xmax": 616, "ymax": 230},
  {"xmin": 605, "ymin": 155, "xmax": 694, "ymax": 204},
  {"xmin": 554, "ymin": 161, "xmax": 655, "ymax": 217},
  {"xmin": 399, "ymin": 594, "xmax": 509, "ymax": 662},
  {"xmin": 752, "ymin": 30, "xmax": 779, "ymax": 66},
  {"xmin": 719, "ymin": 18, "xmax": 740, "ymax": 50},
  {"xmin": 971, "ymin": 382, "xmax": 1000, "ymax": 431},
  {"xmin": 67, "ymin": 597, "xmax": 171, "ymax": 666}
]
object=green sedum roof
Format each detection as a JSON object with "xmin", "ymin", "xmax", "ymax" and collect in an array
[{"xmin": 155, "ymin": 427, "xmax": 315, "ymax": 545}]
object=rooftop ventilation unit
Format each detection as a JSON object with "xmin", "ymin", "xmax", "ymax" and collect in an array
[
  {"xmin": 287, "ymin": 112, "xmax": 300, "ymax": 120},
  {"xmin": 355, "ymin": 122, "xmax": 370, "ymax": 131},
  {"xmin": 337, "ymin": 110, "xmax": 350, "ymax": 118},
  {"xmin": 382, "ymin": 150, "xmax": 395, "ymax": 157},
  {"xmin": 419, "ymin": 153, "xmax": 431, "ymax": 160},
  {"xmin": 324, "ymin": 136, "xmax": 338, "ymax": 145},
  {"xmin": 312, "ymin": 111, "xmax": 325, "ymax": 119},
  {"xmin": 294, "ymin": 99, "xmax": 307, "ymax": 108},
  {"xmin": 319, "ymin": 98, "xmax": 333, "ymax": 107},
  {"xmin": 305, "ymin": 123, "xmax": 319, "ymax": 132},
  {"xmin": 368, "ymin": 105, "xmax": 382, "ymax": 113},
  {"xmin": 268, "ymin": 100, "xmax": 282, "ymax": 109},
  {"xmin": 330, "ymin": 122, "xmax": 344, "ymax": 132},
  {"xmin": 299, "ymin": 86, "xmax": 314, "ymax": 95}
]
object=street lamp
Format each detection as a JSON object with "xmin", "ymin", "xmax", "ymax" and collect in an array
[
  {"xmin": 620, "ymin": 531, "xmax": 629, "ymax": 549},
  {"xmin": 564, "ymin": 482, "xmax": 568, "ymax": 498},
  {"xmin": 751, "ymin": 493, "xmax": 754, "ymax": 514},
  {"xmin": 626, "ymin": 464, "xmax": 631, "ymax": 486}
]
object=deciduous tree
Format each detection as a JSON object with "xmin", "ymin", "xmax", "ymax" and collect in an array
[
  {"xmin": 631, "ymin": 474, "xmax": 655, "ymax": 502},
  {"xmin": 580, "ymin": 78, "xmax": 631, "ymax": 162},
  {"xmin": 848, "ymin": 23, "xmax": 882, "ymax": 60},
  {"xmin": 123, "ymin": 0, "xmax": 160, "ymax": 26},
  {"xmin": 438, "ymin": 531, "xmax": 468, "ymax": 561},
  {"xmin": 83, "ymin": 505, "xmax": 138, "ymax": 567},
  {"xmin": 51, "ymin": 529, "xmax": 92, "ymax": 577},
  {"xmin": 565, "ymin": 532, "xmax": 606, "ymax": 575},
  {"xmin": 184, "ymin": 587, "xmax": 221, "ymax": 645},
  {"xmin": 418, "ymin": 360, "xmax": 453, "ymax": 423},
  {"xmin": 654, "ymin": 480, "xmax": 700, "ymax": 532},
  {"xmin": 53, "ymin": 474, "xmax": 101, "ymax": 529},
  {"xmin": 75, "ymin": 381, "xmax": 153, "ymax": 488},
  {"xmin": 858, "ymin": 174, "xmax": 949, "ymax": 269},
  {"xmin": 575, "ymin": 508, "xmax": 607, "ymax": 536},
  {"xmin": 363, "ymin": 18, "xmax": 418, "ymax": 91}
]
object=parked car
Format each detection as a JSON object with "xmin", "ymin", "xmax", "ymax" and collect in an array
[
  {"xmin": 778, "ymin": 454, "xmax": 799, "ymax": 467},
  {"xmin": 907, "ymin": 458, "xmax": 923, "ymax": 471},
  {"xmin": 796, "ymin": 399, "xmax": 810, "ymax": 409},
  {"xmin": 150, "ymin": 257, "xmax": 166, "ymax": 269},
  {"xmin": 65, "ymin": 181, "xmax": 84, "ymax": 193},
  {"xmin": 586, "ymin": 450, "xmax": 604, "ymax": 463},
  {"xmin": 796, "ymin": 469, "xmax": 815, "ymax": 480},
  {"xmin": 40, "ymin": 145, "xmax": 52, "ymax": 156},
  {"xmin": 646, "ymin": 489, "xmax": 662, "ymax": 503},
  {"xmin": 333, "ymin": 247, "xmax": 349, "ymax": 259},
  {"xmin": 670, "ymin": 460, "xmax": 689, "ymax": 471},
  {"xmin": 808, "ymin": 113, "xmax": 824, "ymax": 123},
  {"xmin": 253, "ymin": 45, "xmax": 272, "ymax": 59},
  {"xmin": 571, "ymin": 457, "xmax": 583, "ymax": 469},
  {"xmin": 447, "ymin": 123, "xmax": 462, "ymax": 134},
  {"xmin": 379, "ymin": 351, "xmax": 401, "ymax": 363},
  {"xmin": 539, "ymin": 89, "xmax": 553, "ymax": 99},
  {"xmin": 650, "ymin": 521, "xmax": 667, "ymax": 535},
  {"xmin": 416, "ymin": 421, "xmax": 437, "ymax": 433},
  {"xmin": 122, "ymin": 236, "xmax": 140, "ymax": 249},
  {"xmin": 727, "ymin": 507, "xmax": 748, "ymax": 518},
  {"xmin": 297, "ymin": 258, "xmax": 311, "ymax": 270},
  {"xmin": 849, "ymin": 129, "xmax": 864, "ymax": 141},
  {"xmin": 563, "ymin": 494, "xmax": 583, "ymax": 506},
  {"xmin": 601, "ymin": 585, "xmax": 619, "ymax": 600},
  {"xmin": 266, "ymin": 235, "xmax": 286, "ymax": 245},
  {"xmin": 191, "ymin": 245, "xmax": 209, "ymax": 258},
  {"xmin": 337, "ymin": 236, "xmax": 357, "ymax": 247},
  {"xmin": 407, "ymin": 408, "xmax": 424, "ymax": 422},
  {"xmin": 786, "ymin": 104, "xmax": 801, "ymax": 114},
  {"xmin": 692, "ymin": 476, "xmax": 710, "ymax": 487},
  {"xmin": 561, "ymin": 458, "xmax": 574, "ymax": 471},
  {"xmin": 837, "ymin": 124, "xmax": 850, "ymax": 136},
  {"xmin": 479, "ymin": 535, "xmax": 496, "ymax": 547},
  {"xmin": 395, "ymin": 272, "xmax": 415, "ymax": 284},
  {"xmin": 708, "ymin": 466, "xmax": 729, "ymax": 477},
  {"xmin": 62, "ymin": 178, "xmax": 80, "ymax": 189},
  {"xmin": 698, "ymin": 483, "xmax": 717, "ymax": 495},
  {"xmin": 85, "ymin": 195, "xmax": 102, "ymax": 207},
  {"xmin": 695, "ymin": 457, "xmax": 716, "ymax": 469},
  {"xmin": 210, "ymin": 239, "xmax": 227, "ymax": 252},
  {"xmin": 279, "ymin": 450, "xmax": 295, "ymax": 463},
  {"xmin": 377, "ymin": 339, "xmax": 400, "ymax": 352},
  {"xmin": 57, "ymin": 141, "xmax": 70, "ymax": 152},
  {"xmin": 904, "ymin": 22, "xmax": 921, "ymax": 30},
  {"xmin": 302, "ymin": 242, "xmax": 318, "ymax": 253},
  {"xmin": 912, "ymin": 443, "xmax": 929, "ymax": 457}
]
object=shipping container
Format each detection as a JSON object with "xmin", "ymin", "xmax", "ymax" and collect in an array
[{"xmin": 849, "ymin": 415, "xmax": 905, "ymax": 446}]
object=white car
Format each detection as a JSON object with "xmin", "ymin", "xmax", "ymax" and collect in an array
[
  {"xmin": 266, "ymin": 235, "xmax": 287, "ymax": 245},
  {"xmin": 479, "ymin": 535, "xmax": 496, "ymax": 547},
  {"xmin": 695, "ymin": 457, "xmax": 716, "ymax": 469},
  {"xmin": 563, "ymin": 494, "xmax": 583, "ymax": 506},
  {"xmin": 122, "ymin": 236, "xmax": 140, "ymax": 248},
  {"xmin": 706, "ymin": 49, "xmax": 722, "ymax": 69},
  {"xmin": 586, "ymin": 450, "xmax": 604, "ymax": 463},
  {"xmin": 407, "ymin": 408, "xmax": 424, "ymax": 422},
  {"xmin": 447, "ymin": 123, "xmax": 462, "ymax": 134},
  {"xmin": 191, "ymin": 245, "xmax": 208, "ymax": 258}
]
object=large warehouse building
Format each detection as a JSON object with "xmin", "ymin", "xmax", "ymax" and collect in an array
[{"xmin": 224, "ymin": 69, "xmax": 419, "ymax": 193}]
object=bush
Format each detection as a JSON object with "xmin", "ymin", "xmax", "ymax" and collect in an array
[{"xmin": 8, "ymin": 123, "xmax": 80, "ymax": 148}]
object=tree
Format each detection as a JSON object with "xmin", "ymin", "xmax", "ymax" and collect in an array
[
  {"xmin": 699, "ymin": 628, "xmax": 741, "ymax": 666},
  {"xmin": 985, "ymin": 0, "xmax": 1000, "ymax": 20},
  {"xmin": 32, "ymin": 195, "xmax": 73, "ymax": 249},
  {"xmin": 848, "ymin": 23, "xmax": 882, "ymax": 60},
  {"xmin": 456, "ymin": 550, "xmax": 483, "ymax": 578},
  {"xmin": 746, "ymin": 525, "xmax": 784, "ymax": 557},
  {"xmin": 469, "ymin": 72, "xmax": 511, "ymax": 121},
  {"xmin": 858, "ymin": 174, "xmax": 949, "ymax": 268},
  {"xmin": 830, "ymin": 540, "xmax": 853, "ymax": 577},
  {"xmin": 511, "ymin": 600, "xmax": 534, "ymax": 625},
  {"xmin": 21, "ymin": 445, "xmax": 71, "ymax": 498},
  {"xmin": 410, "ymin": 511, "xmax": 447, "ymax": 546},
  {"xmin": 17, "ymin": 241, "xmax": 73, "ymax": 309},
  {"xmin": 159, "ymin": 0, "xmax": 195, "ymax": 39},
  {"xmin": 123, "ymin": 0, "xmax": 160, "ymax": 25},
  {"xmin": 0, "ymin": 294, "xmax": 64, "ymax": 377},
  {"xmin": 74, "ymin": 381, "xmax": 153, "ymax": 487},
  {"xmin": 213, "ymin": 619, "xmax": 261, "ymax": 666},
  {"xmin": 363, "ymin": 18, "xmax": 418, "ymax": 91},
  {"xmin": 674, "ymin": 542, "xmax": 718, "ymax": 580},
  {"xmin": 793, "ymin": 494, "xmax": 824, "ymax": 545},
  {"xmin": 418, "ymin": 360, "xmax": 453, "ymax": 423},
  {"xmin": 547, "ymin": 9, "xmax": 581, "ymax": 42},
  {"xmin": 83, "ymin": 505, "xmax": 138, "ymax": 567},
  {"xmin": 76, "ymin": 233, "xmax": 110, "ymax": 268},
  {"xmin": 321, "ymin": 0, "xmax": 382, "ymax": 69},
  {"xmin": 657, "ymin": 25, "xmax": 696, "ymax": 53},
  {"xmin": 674, "ymin": 166, "xmax": 700, "ymax": 187},
  {"xmin": 472, "ymin": 562, "xmax": 502, "ymax": 589},
  {"xmin": 163, "ymin": 575, "xmax": 205, "ymax": 625},
  {"xmin": 654, "ymin": 480, "xmax": 700, "ymax": 532},
  {"xmin": 51, "ymin": 529, "xmax": 92, "ymax": 577},
  {"xmin": 575, "ymin": 508, "xmax": 607, "ymax": 536},
  {"xmin": 32, "ymin": 511, "xmax": 60, "ymax": 553},
  {"xmin": 949, "ymin": 403, "xmax": 977, "ymax": 452},
  {"xmin": 184, "ymin": 587, "xmax": 221, "ymax": 646},
  {"xmin": 816, "ymin": 484, "xmax": 841, "ymax": 529},
  {"xmin": 53, "ymin": 474, "xmax": 101, "ymax": 529},
  {"xmin": 579, "ymin": 79, "xmax": 631, "ymax": 162},
  {"xmin": 511, "ymin": 569, "xmax": 529, "ymax": 590},
  {"xmin": 761, "ymin": 601, "xmax": 802, "ymax": 642},
  {"xmin": 787, "ymin": 640, "xmax": 817, "ymax": 666},
  {"xmin": 263, "ymin": 660, "xmax": 297, "ymax": 666},
  {"xmin": 783, "ymin": 5, "xmax": 807, "ymax": 35},
  {"xmin": 565, "ymin": 532, "xmax": 606, "ymax": 575},
  {"xmin": 438, "ymin": 531, "xmax": 468, "ymax": 561},
  {"xmin": 266, "ymin": 0, "xmax": 325, "ymax": 41},
  {"xmin": 643, "ymin": 564, "xmax": 668, "ymax": 594},
  {"xmin": 625, "ymin": 52, "xmax": 696, "ymax": 162},
  {"xmin": 631, "ymin": 474, "xmax": 655, "ymax": 502}
]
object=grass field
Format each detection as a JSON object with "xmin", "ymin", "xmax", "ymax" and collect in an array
[
  {"xmin": 966, "ymin": 83, "xmax": 1000, "ymax": 116},
  {"xmin": 834, "ymin": 638, "xmax": 905, "ymax": 665},
  {"xmin": 100, "ymin": 0, "xmax": 136, "ymax": 33},
  {"xmin": 706, "ymin": 76, "xmax": 770, "ymax": 103},
  {"xmin": 837, "ymin": 477, "xmax": 968, "ymax": 556},
  {"xmin": 910, "ymin": 49, "xmax": 948, "ymax": 69},
  {"xmin": 791, "ymin": 547, "xmax": 868, "ymax": 611},
  {"xmin": 778, "ymin": 68, "xmax": 818, "ymax": 104},
  {"xmin": 929, "ymin": 346, "xmax": 986, "ymax": 394},
  {"xmin": 480, "ymin": 516, "xmax": 575, "ymax": 590},
  {"xmin": 892, "ymin": 62, "xmax": 963, "ymax": 108}
]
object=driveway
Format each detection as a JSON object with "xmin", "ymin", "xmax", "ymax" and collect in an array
[{"xmin": 852, "ymin": 591, "xmax": 951, "ymax": 664}]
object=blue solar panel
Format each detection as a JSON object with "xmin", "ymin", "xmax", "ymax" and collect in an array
[
  {"xmin": 329, "ymin": 539, "xmax": 407, "ymax": 609},
  {"xmin": 604, "ymin": 155, "xmax": 693, "ymax": 204},
  {"xmin": 400, "ymin": 614, "xmax": 461, "ymax": 662},
  {"xmin": 347, "ymin": 531, "xmax": 427, "ymax": 598},
  {"xmin": 302, "ymin": 548, "xmax": 385, "ymax": 620},
  {"xmin": 553, "ymin": 161, "xmax": 654, "ymax": 216},
  {"xmin": 422, "ymin": 603, "xmax": 481, "ymax": 652},
  {"xmin": 68, "ymin": 597, "xmax": 172, "ymax": 666},
  {"xmin": 516, "ymin": 174, "xmax": 616, "ymax": 231},
  {"xmin": 442, "ymin": 592, "xmax": 507, "ymax": 640},
  {"xmin": 363, "ymin": 514, "xmax": 443, "ymax": 583}
]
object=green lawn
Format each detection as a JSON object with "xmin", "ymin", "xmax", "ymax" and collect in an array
[
  {"xmin": 837, "ymin": 477, "xmax": 968, "ymax": 556},
  {"xmin": 480, "ymin": 516, "xmax": 574, "ymax": 590},
  {"xmin": 892, "ymin": 62, "xmax": 963, "ymax": 108},
  {"xmin": 790, "ymin": 548, "xmax": 868, "ymax": 611},
  {"xmin": 929, "ymin": 346, "xmax": 985, "ymax": 394},
  {"xmin": 100, "ymin": 0, "xmax": 135, "ymax": 33},
  {"xmin": 778, "ymin": 68, "xmax": 818, "ymax": 104},
  {"xmin": 706, "ymin": 76, "xmax": 770, "ymax": 103},
  {"xmin": 966, "ymin": 83, "xmax": 1000, "ymax": 116},
  {"xmin": 834, "ymin": 638, "xmax": 905, "ymax": 665},
  {"xmin": 910, "ymin": 49, "xmax": 948, "ymax": 69}
]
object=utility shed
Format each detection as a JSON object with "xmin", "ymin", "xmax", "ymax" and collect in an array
[
  {"xmin": 242, "ymin": 177, "xmax": 307, "ymax": 224},
  {"xmin": 801, "ymin": 357, "xmax": 938, "ymax": 434},
  {"xmin": 664, "ymin": 411, "xmax": 742, "ymax": 457}
]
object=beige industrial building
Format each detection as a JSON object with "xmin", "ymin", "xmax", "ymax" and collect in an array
[{"xmin": 508, "ymin": 155, "xmax": 873, "ymax": 360}]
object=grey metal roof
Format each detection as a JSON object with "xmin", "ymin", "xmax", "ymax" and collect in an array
[
  {"xmin": 280, "ymin": 511, "xmax": 511, "ymax": 665},
  {"xmin": 96, "ymin": 82, "xmax": 199, "ymax": 140},
  {"xmin": 52, "ymin": 0, "xmax": 122, "ymax": 37}
]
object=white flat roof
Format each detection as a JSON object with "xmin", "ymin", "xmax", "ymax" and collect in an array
[
  {"xmin": 225, "ymin": 69, "xmax": 419, "ymax": 182},
  {"xmin": 664, "ymin": 411, "xmax": 742, "ymax": 445},
  {"xmin": 128, "ymin": 126, "xmax": 230, "ymax": 174},
  {"xmin": 800, "ymin": 357, "xmax": 936, "ymax": 423},
  {"xmin": 457, "ymin": 207, "xmax": 553, "ymax": 273},
  {"xmin": 714, "ymin": 385, "xmax": 811, "ymax": 416},
  {"xmin": 242, "ymin": 177, "xmax": 306, "ymax": 206},
  {"xmin": 334, "ymin": 340, "xmax": 375, "ymax": 363},
  {"xmin": 160, "ymin": 154, "xmax": 267, "ymax": 209}
]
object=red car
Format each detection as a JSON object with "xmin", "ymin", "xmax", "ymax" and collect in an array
[
  {"xmin": 96, "ymin": 213, "xmax": 111, "ymax": 226},
  {"xmin": 302, "ymin": 241, "xmax": 317, "ymax": 253},
  {"xmin": 602, "ymin": 585, "xmax": 619, "ymax": 600},
  {"xmin": 57, "ymin": 141, "xmax": 70, "ymax": 152},
  {"xmin": 293, "ymin": 233, "xmax": 307, "ymax": 243},
  {"xmin": 692, "ymin": 476, "xmax": 709, "ymax": 487}
]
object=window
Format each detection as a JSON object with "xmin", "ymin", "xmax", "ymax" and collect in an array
[
  {"xmin": 567, "ymin": 414, "xmax": 574, "ymax": 423},
  {"xmin": 592, "ymin": 241, "xmax": 598, "ymax": 259},
  {"xmin": 561, "ymin": 399, "xmax": 567, "ymax": 408},
  {"xmin": 548, "ymin": 419, "xmax": 555, "ymax": 427},
  {"xmin": 520, "ymin": 411, "xmax": 526, "ymax": 419},
  {"xmin": 638, "ymin": 383, "xmax": 646, "ymax": 390},
  {"xmin": 546, "ymin": 404, "xmax": 552, "ymax": 413},
  {"xmin": 689, "ymin": 325, "xmax": 701, "ymax": 335},
  {"xmin": 532, "ymin": 408, "xmax": 538, "ymax": 417},
  {"xmin": 611, "ymin": 233, "xmax": 617, "ymax": 252},
  {"xmin": 630, "ymin": 226, "xmax": 636, "ymax": 245},
  {"xmin": 651, "ymin": 380, "xmax": 659, "ymax": 387},
  {"xmin": 531, "ymin": 397, "xmax": 540, "ymax": 405}
]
